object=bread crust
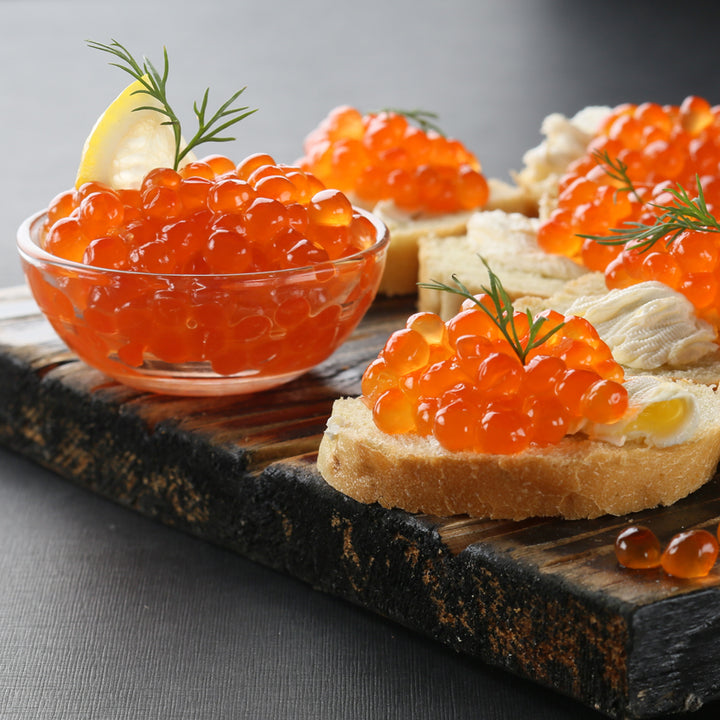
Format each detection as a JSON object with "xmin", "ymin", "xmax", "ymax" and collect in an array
[
  {"xmin": 375, "ymin": 179, "xmax": 538, "ymax": 297},
  {"xmin": 317, "ymin": 396, "xmax": 720, "ymax": 520}
]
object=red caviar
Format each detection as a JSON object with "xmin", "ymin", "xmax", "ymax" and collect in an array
[
  {"xmin": 27, "ymin": 154, "xmax": 386, "ymax": 385},
  {"xmin": 661, "ymin": 529, "xmax": 719, "ymax": 578},
  {"xmin": 362, "ymin": 301, "xmax": 627, "ymax": 455},
  {"xmin": 43, "ymin": 154, "xmax": 375, "ymax": 273},
  {"xmin": 297, "ymin": 106, "xmax": 489, "ymax": 214},
  {"xmin": 616, "ymin": 524, "xmax": 720, "ymax": 578},
  {"xmin": 615, "ymin": 525, "xmax": 662, "ymax": 569},
  {"xmin": 537, "ymin": 96, "xmax": 720, "ymax": 328}
]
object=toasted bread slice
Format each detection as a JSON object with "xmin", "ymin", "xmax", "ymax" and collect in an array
[
  {"xmin": 317, "ymin": 391, "xmax": 720, "ymax": 520},
  {"xmin": 374, "ymin": 179, "xmax": 540, "ymax": 297},
  {"xmin": 417, "ymin": 210, "xmax": 587, "ymax": 318}
]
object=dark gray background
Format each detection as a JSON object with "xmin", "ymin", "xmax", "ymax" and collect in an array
[{"xmin": 3, "ymin": 1, "xmax": 720, "ymax": 717}]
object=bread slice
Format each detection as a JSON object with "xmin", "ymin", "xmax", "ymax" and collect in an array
[
  {"xmin": 317, "ymin": 391, "xmax": 720, "ymax": 520},
  {"xmin": 374, "ymin": 178, "xmax": 539, "ymax": 297},
  {"xmin": 417, "ymin": 209, "xmax": 587, "ymax": 319}
]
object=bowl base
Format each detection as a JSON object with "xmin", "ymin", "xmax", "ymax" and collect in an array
[{"xmin": 107, "ymin": 368, "xmax": 307, "ymax": 396}]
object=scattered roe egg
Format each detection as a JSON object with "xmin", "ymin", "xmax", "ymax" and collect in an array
[
  {"xmin": 616, "ymin": 524, "xmax": 720, "ymax": 579},
  {"xmin": 536, "ymin": 96, "xmax": 720, "ymax": 329},
  {"xmin": 661, "ymin": 529, "xmax": 719, "ymax": 579},
  {"xmin": 614, "ymin": 525, "xmax": 662, "ymax": 569},
  {"xmin": 297, "ymin": 106, "xmax": 489, "ymax": 214},
  {"xmin": 361, "ymin": 290, "xmax": 627, "ymax": 455},
  {"xmin": 36, "ymin": 153, "xmax": 383, "ymax": 374}
]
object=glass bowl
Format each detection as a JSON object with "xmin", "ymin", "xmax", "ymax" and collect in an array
[{"xmin": 17, "ymin": 208, "xmax": 388, "ymax": 396}]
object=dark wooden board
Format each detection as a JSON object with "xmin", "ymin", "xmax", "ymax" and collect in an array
[{"xmin": 2, "ymin": 284, "xmax": 720, "ymax": 719}]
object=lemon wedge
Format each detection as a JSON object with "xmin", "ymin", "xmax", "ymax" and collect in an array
[{"xmin": 75, "ymin": 78, "xmax": 195, "ymax": 190}]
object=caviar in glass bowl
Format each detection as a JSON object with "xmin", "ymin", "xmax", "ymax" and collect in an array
[{"xmin": 17, "ymin": 157, "xmax": 389, "ymax": 396}]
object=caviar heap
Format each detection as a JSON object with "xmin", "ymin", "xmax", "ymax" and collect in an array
[
  {"xmin": 538, "ymin": 96, "xmax": 720, "ymax": 328},
  {"xmin": 29, "ymin": 154, "xmax": 383, "ymax": 378},
  {"xmin": 43, "ymin": 154, "xmax": 376, "ymax": 272},
  {"xmin": 297, "ymin": 106, "xmax": 489, "ymax": 214},
  {"xmin": 361, "ymin": 286, "xmax": 628, "ymax": 455}
]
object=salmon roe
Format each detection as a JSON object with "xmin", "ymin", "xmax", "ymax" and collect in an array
[
  {"xmin": 614, "ymin": 525, "xmax": 662, "ymax": 569},
  {"xmin": 29, "ymin": 154, "xmax": 385, "ymax": 380},
  {"xmin": 537, "ymin": 96, "xmax": 720, "ymax": 328},
  {"xmin": 615, "ymin": 524, "xmax": 720, "ymax": 579},
  {"xmin": 297, "ymin": 106, "xmax": 489, "ymax": 214},
  {"xmin": 362, "ymin": 304, "xmax": 627, "ymax": 455},
  {"xmin": 42, "ymin": 154, "xmax": 375, "ymax": 273},
  {"xmin": 661, "ymin": 529, "xmax": 719, "ymax": 579}
]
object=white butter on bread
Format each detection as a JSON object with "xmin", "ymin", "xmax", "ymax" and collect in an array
[
  {"xmin": 515, "ymin": 106, "xmax": 612, "ymax": 217},
  {"xmin": 588, "ymin": 376, "xmax": 701, "ymax": 448},
  {"xmin": 565, "ymin": 281, "xmax": 718, "ymax": 370},
  {"xmin": 517, "ymin": 272, "xmax": 720, "ymax": 380}
]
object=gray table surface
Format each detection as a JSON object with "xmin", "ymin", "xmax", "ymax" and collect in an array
[{"xmin": 4, "ymin": 1, "xmax": 720, "ymax": 718}]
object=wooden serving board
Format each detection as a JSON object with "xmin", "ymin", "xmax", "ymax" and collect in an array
[{"xmin": 2, "ymin": 284, "xmax": 720, "ymax": 719}]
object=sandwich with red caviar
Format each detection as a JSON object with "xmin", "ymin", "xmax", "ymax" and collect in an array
[
  {"xmin": 417, "ymin": 97, "xmax": 720, "ymax": 327},
  {"xmin": 317, "ymin": 263, "xmax": 720, "ymax": 520},
  {"xmin": 297, "ymin": 106, "xmax": 533, "ymax": 296}
]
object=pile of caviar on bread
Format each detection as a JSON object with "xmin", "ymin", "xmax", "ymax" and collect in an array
[
  {"xmin": 361, "ymin": 273, "xmax": 628, "ymax": 456},
  {"xmin": 42, "ymin": 153, "xmax": 377, "ymax": 274},
  {"xmin": 538, "ymin": 96, "xmax": 720, "ymax": 328},
  {"xmin": 298, "ymin": 105, "xmax": 489, "ymax": 214}
]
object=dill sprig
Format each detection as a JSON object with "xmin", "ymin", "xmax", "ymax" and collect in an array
[
  {"xmin": 583, "ymin": 150, "xmax": 720, "ymax": 252},
  {"xmin": 87, "ymin": 39, "xmax": 257, "ymax": 170},
  {"xmin": 417, "ymin": 258, "xmax": 565, "ymax": 364},
  {"xmin": 380, "ymin": 107, "xmax": 445, "ymax": 136},
  {"xmin": 591, "ymin": 150, "xmax": 643, "ymax": 202}
]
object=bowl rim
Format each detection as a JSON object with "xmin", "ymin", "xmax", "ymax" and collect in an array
[{"xmin": 17, "ymin": 205, "xmax": 389, "ymax": 280}]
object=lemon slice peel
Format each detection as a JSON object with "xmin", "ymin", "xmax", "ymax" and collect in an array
[
  {"xmin": 76, "ymin": 39, "xmax": 257, "ymax": 190},
  {"xmin": 75, "ymin": 77, "xmax": 192, "ymax": 190}
]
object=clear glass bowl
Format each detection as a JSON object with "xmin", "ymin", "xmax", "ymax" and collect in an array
[{"xmin": 17, "ymin": 208, "xmax": 388, "ymax": 395}]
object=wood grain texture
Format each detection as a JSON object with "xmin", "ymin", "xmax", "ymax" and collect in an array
[{"xmin": 1, "ymin": 285, "xmax": 720, "ymax": 719}]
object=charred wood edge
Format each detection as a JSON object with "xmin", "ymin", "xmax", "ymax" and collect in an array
[{"xmin": 0, "ymin": 294, "xmax": 719, "ymax": 718}]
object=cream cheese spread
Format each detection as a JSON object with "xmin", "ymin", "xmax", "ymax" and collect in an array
[{"xmin": 371, "ymin": 199, "xmax": 474, "ymax": 231}]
